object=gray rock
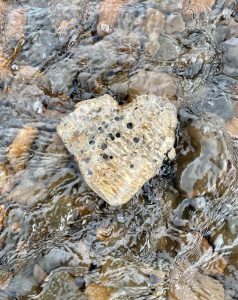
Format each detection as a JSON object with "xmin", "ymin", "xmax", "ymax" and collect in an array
[
  {"xmin": 156, "ymin": 36, "xmax": 179, "ymax": 60},
  {"xmin": 191, "ymin": 83, "xmax": 234, "ymax": 120},
  {"xmin": 57, "ymin": 94, "xmax": 177, "ymax": 205},
  {"xmin": 222, "ymin": 37, "xmax": 238, "ymax": 78},
  {"xmin": 165, "ymin": 13, "xmax": 185, "ymax": 34}
]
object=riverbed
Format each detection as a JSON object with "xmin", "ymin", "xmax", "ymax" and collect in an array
[{"xmin": 0, "ymin": 0, "xmax": 238, "ymax": 299}]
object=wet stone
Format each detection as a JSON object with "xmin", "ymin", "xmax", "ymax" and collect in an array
[
  {"xmin": 0, "ymin": 164, "xmax": 9, "ymax": 195},
  {"xmin": 176, "ymin": 118, "xmax": 237, "ymax": 198},
  {"xmin": 57, "ymin": 94, "xmax": 177, "ymax": 206},
  {"xmin": 182, "ymin": 0, "xmax": 215, "ymax": 18},
  {"xmin": 226, "ymin": 117, "xmax": 238, "ymax": 139},
  {"xmin": 144, "ymin": 8, "xmax": 165, "ymax": 41},
  {"xmin": 128, "ymin": 70, "xmax": 177, "ymax": 100},
  {"xmin": 168, "ymin": 271, "xmax": 224, "ymax": 300},
  {"xmin": 192, "ymin": 84, "xmax": 234, "ymax": 120},
  {"xmin": 97, "ymin": 0, "xmax": 130, "ymax": 36},
  {"xmin": 157, "ymin": 0, "xmax": 183, "ymax": 13},
  {"xmin": 7, "ymin": 126, "xmax": 38, "ymax": 172},
  {"xmin": 156, "ymin": 36, "xmax": 179, "ymax": 61},
  {"xmin": 85, "ymin": 284, "xmax": 114, "ymax": 300},
  {"xmin": 222, "ymin": 38, "xmax": 238, "ymax": 78},
  {"xmin": 0, "ymin": 204, "xmax": 6, "ymax": 230},
  {"xmin": 165, "ymin": 13, "xmax": 185, "ymax": 33}
]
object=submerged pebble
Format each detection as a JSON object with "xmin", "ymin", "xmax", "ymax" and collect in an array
[{"xmin": 176, "ymin": 118, "xmax": 237, "ymax": 198}]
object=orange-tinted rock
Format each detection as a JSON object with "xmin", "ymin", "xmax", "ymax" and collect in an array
[
  {"xmin": 226, "ymin": 117, "xmax": 238, "ymax": 139},
  {"xmin": 97, "ymin": 0, "xmax": 130, "ymax": 36},
  {"xmin": 4, "ymin": 8, "xmax": 26, "ymax": 42},
  {"xmin": 0, "ymin": 5, "xmax": 26, "ymax": 86},
  {"xmin": 0, "ymin": 204, "xmax": 6, "ymax": 231},
  {"xmin": 96, "ymin": 227, "xmax": 112, "ymax": 241},
  {"xmin": 11, "ymin": 222, "xmax": 21, "ymax": 233},
  {"xmin": 183, "ymin": 0, "xmax": 215, "ymax": 17},
  {"xmin": 199, "ymin": 237, "xmax": 227, "ymax": 275},
  {"xmin": 0, "ymin": 50, "xmax": 11, "ymax": 81},
  {"xmin": 168, "ymin": 272, "xmax": 224, "ymax": 300},
  {"xmin": 0, "ymin": 269, "xmax": 12, "ymax": 290},
  {"xmin": 85, "ymin": 284, "xmax": 114, "ymax": 300},
  {"xmin": 0, "ymin": 164, "xmax": 9, "ymax": 194},
  {"xmin": 8, "ymin": 126, "xmax": 38, "ymax": 172}
]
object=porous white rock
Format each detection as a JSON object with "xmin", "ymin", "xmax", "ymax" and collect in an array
[{"xmin": 57, "ymin": 94, "xmax": 177, "ymax": 206}]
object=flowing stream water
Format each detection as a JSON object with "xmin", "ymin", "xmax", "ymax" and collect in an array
[{"xmin": 0, "ymin": 0, "xmax": 238, "ymax": 299}]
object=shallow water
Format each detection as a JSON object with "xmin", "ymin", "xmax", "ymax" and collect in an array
[{"xmin": 0, "ymin": 0, "xmax": 238, "ymax": 299}]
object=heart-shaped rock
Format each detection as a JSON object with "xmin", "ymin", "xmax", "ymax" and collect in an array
[{"xmin": 57, "ymin": 94, "xmax": 177, "ymax": 206}]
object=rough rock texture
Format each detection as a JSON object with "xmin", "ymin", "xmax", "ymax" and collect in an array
[
  {"xmin": 85, "ymin": 284, "xmax": 114, "ymax": 300},
  {"xmin": 182, "ymin": 0, "xmax": 215, "ymax": 17},
  {"xmin": 165, "ymin": 13, "xmax": 185, "ymax": 33},
  {"xmin": 57, "ymin": 94, "xmax": 177, "ymax": 206},
  {"xmin": 97, "ymin": 0, "xmax": 130, "ymax": 36},
  {"xmin": 168, "ymin": 272, "xmax": 224, "ymax": 300}
]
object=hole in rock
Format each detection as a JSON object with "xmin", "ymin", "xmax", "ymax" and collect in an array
[
  {"xmin": 127, "ymin": 123, "xmax": 133, "ymax": 129},
  {"xmin": 133, "ymin": 137, "xmax": 140, "ymax": 143},
  {"xmin": 101, "ymin": 143, "xmax": 107, "ymax": 150}
]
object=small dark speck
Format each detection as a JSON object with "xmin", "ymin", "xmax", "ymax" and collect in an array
[
  {"xmin": 127, "ymin": 123, "xmax": 133, "ymax": 129},
  {"xmin": 130, "ymin": 164, "xmax": 134, "ymax": 169},
  {"xmin": 109, "ymin": 133, "xmax": 115, "ymax": 140},
  {"xmin": 116, "ymin": 132, "xmax": 121, "ymax": 138},
  {"xmin": 89, "ymin": 140, "xmax": 95, "ymax": 145},
  {"xmin": 88, "ymin": 262, "xmax": 98, "ymax": 272},
  {"xmin": 88, "ymin": 170, "xmax": 93, "ymax": 176},
  {"xmin": 133, "ymin": 137, "xmax": 140, "ymax": 143},
  {"xmin": 110, "ymin": 156, "xmax": 113, "ymax": 159},
  {"xmin": 115, "ymin": 116, "xmax": 120, "ymax": 121},
  {"xmin": 98, "ymin": 127, "xmax": 103, "ymax": 132},
  {"xmin": 103, "ymin": 154, "xmax": 109, "ymax": 160},
  {"xmin": 0, "ymin": 82, "xmax": 4, "ymax": 90},
  {"xmin": 101, "ymin": 143, "xmax": 107, "ymax": 150}
]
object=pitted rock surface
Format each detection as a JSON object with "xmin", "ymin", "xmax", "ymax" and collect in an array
[{"xmin": 57, "ymin": 95, "xmax": 177, "ymax": 205}]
